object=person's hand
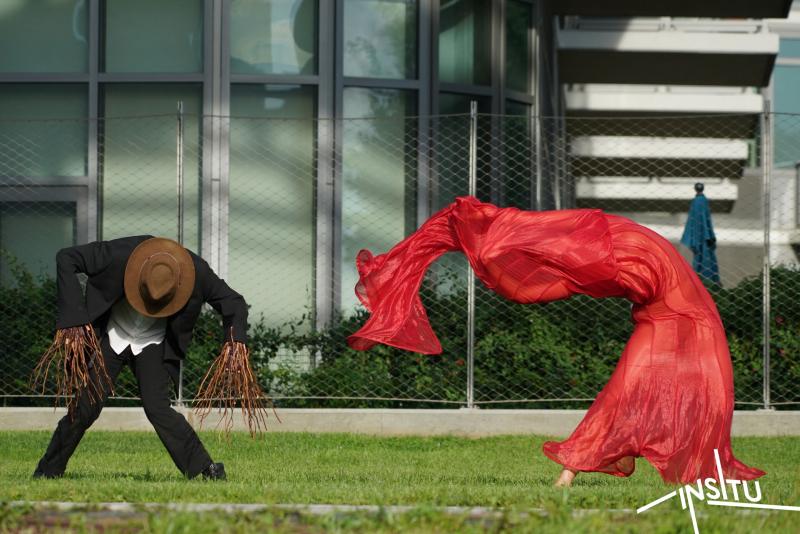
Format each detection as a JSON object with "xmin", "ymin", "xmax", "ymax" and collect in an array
[
  {"xmin": 194, "ymin": 337, "xmax": 276, "ymax": 437},
  {"xmin": 32, "ymin": 323, "xmax": 113, "ymax": 414}
]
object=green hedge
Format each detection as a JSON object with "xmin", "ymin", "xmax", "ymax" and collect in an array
[{"xmin": 2, "ymin": 252, "xmax": 798, "ymax": 409}]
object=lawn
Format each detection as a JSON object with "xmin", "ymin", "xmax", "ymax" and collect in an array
[{"xmin": 1, "ymin": 432, "xmax": 799, "ymax": 532}]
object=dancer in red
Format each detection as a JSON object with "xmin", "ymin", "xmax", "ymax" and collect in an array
[{"xmin": 348, "ymin": 196, "xmax": 764, "ymax": 485}]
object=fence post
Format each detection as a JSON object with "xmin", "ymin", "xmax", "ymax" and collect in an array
[
  {"xmin": 466, "ymin": 101, "xmax": 478, "ymax": 409},
  {"xmin": 176, "ymin": 101, "xmax": 185, "ymax": 246},
  {"xmin": 176, "ymin": 101, "xmax": 185, "ymax": 407},
  {"xmin": 761, "ymin": 110, "xmax": 772, "ymax": 410}
]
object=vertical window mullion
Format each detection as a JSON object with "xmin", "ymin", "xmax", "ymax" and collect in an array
[
  {"xmin": 417, "ymin": 0, "xmax": 434, "ymax": 226},
  {"xmin": 316, "ymin": 0, "xmax": 337, "ymax": 328},
  {"xmin": 88, "ymin": 0, "xmax": 100, "ymax": 243}
]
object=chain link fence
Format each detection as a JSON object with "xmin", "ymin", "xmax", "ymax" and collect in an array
[{"xmin": 1, "ymin": 110, "xmax": 798, "ymax": 409}]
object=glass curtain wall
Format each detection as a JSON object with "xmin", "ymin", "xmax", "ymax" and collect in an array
[
  {"xmin": 0, "ymin": 0, "xmax": 88, "ymax": 72},
  {"xmin": 774, "ymin": 38, "xmax": 800, "ymax": 168},
  {"xmin": 436, "ymin": 94, "xmax": 490, "ymax": 209},
  {"xmin": 103, "ymin": 0, "xmax": 203, "ymax": 73},
  {"xmin": 99, "ymin": 1, "xmax": 204, "ymax": 254},
  {"xmin": 100, "ymin": 84, "xmax": 202, "ymax": 253},
  {"xmin": 0, "ymin": 0, "xmax": 89, "ymax": 281},
  {"xmin": 229, "ymin": 0, "xmax": 319, "ymax": 327},
  {"xmin": 0, "ymin": 202, "xmax": 76, "ymax": 284},
  {"xmin": 340, "ymin": 88, "xmax": 417, "ymax": 310},
  {"xmin": 230, "ymin": 0, "xmax": 317, "ymax": 75},
  {"xmin": 502, "ymin": 0, "xmax": 536, "ymax": 209},
  {"xmin": 438, "ymin": 0, "xmax": 490, "ymax": 85},
  {"xmin": 0, "ymin": 0, "xmax": 546, "ymax": 323},
  {"xmin": 505, "ymin": 0, "xmax": 533, "ymax": 95},
  {"xmin": 229, "ymin": 84, "xmax": 317, "ymax": 328},
  {"xmin": 0, "ymin": 85, "xmax": 88, "ymax": 180},
  {"xmin": 343, "ymin": 0, "xmax": 417, "ymax": 79},
  {"xmin": 339, "ymin": 0, "xmax": 419, "ymax": 312}
]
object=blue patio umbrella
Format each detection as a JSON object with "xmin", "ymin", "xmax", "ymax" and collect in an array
[{"xmin": 680, "ymin": 183, "xmax": 720, "ymax": 284}]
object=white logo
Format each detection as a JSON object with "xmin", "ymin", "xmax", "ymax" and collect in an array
[{"xmin": 637, "ymin": 449, "xmax": 800, "ymax": 534}]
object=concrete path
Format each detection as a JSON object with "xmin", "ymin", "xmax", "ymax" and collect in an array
[{"xmin": 2, "ymin": 407, "xmax": 799, "ymax": 437}]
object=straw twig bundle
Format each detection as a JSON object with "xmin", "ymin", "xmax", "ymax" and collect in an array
[
  {"xmin": 194, "ymin": 328, "xmax": 278, "ymax": 436},
  {"xmin": 31, "ymin": 324, "xmax": 113, "ymax": 417}
]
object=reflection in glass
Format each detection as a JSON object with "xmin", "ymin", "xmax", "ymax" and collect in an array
[
  {"xmin": 230, "ymin": 85, "xmax": 316, "ymax": 326},
  {"xmin": 101, "ymin": 85, "xmax": 202, "ymax": 253},
  {"xmin": 341, "ymin": 88, "xmax": 416, "ymax": 311},
  {"xmin": 231, "ymin": 0, "xmax": 317, "ymax": 75},
  {"xmin": 438, "ymin": 92, "xmax": 490, "ymax": 115},
  {"xmin": 502, "ymin": 101, "xmax": 532, "ymax": 209},
  {"xmin": 779, "ymin": 38, "xmax": 800, "ymax": 58},
  {"xmin": 104, "ymin": 0, "xmax": 203, "ymax": 73},
  {"xmin": 438, "ymin": 0, "xmax": 490, "ymax": 85},
  {"xmin": 774, "ymin": 66, "xmax": 800, "ymax": 168},
  {"xmin": 430, "ymin": 93, "xmax": 490, "ymax": 298},
  {"xmin": 0, "ymin": 84, "xmax": 87, "ymax": 179},
  {"xmin": 0, "ymin": 0, "xmax": 87, "ymax": 72},
  {"xmin": 505, "ymin": 0, "xmax": 532, "ymax": 94},
  {"xmin": 0, "ymin": 203, "xmax": 75, "ymax": 285},
  {"xmin": 436, "ymin": 93, "xmax": 490, "ymax": 209},
  {"xmin": 344, "ymin": 0, "xmax": 417, "ymax": 79}
]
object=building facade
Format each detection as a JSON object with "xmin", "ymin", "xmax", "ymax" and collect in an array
[
  {"xmin": 0, "ymin": 0, "xmax": 559, "ymax": 327},
  {"xmin": 0, "ymin": 0, "xmax": 797, "ymax": 327},
  {"xmin": 558, "ymin": 1, "xmax": 796, "ymax": 286}
]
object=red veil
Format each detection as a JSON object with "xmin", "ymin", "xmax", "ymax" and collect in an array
[{"xmin": 348, "ymin": 196, "xmax": 763, "ymax": 483}]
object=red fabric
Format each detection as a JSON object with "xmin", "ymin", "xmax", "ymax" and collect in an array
[{"xmin": 348, "ymin": 196, "xmax": 764, "ymax": 484}]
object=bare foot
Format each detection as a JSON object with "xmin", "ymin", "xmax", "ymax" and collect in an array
[
  {"xmin": 554, "ymin": 468, "xmax": 578, "ymax": 487},
  {"xmin": 615, "ymin": 456, "xmax": 635, "ymax": 476}
]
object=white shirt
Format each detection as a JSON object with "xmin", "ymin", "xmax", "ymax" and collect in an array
[{"xmin": 106, "ymin": 299, "xmax": 167, "ymax": 356}]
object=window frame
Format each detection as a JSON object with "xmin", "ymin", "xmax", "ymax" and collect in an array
[{"xmin": 0, "ymin": 0, "xmax": 551, "ymax": 322}]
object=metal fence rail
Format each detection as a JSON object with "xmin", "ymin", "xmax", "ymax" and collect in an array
[{"xmin": 0, "ymin": 110, "xmax": 798, "ymax": 409}]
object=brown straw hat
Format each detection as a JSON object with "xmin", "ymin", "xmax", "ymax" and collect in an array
[{"xmin": 124, "ymin": 237, "xmax": 195, "ymax": 318}]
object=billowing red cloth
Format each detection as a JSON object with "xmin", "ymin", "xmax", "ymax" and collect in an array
[{"xmin": 348, "ymin": 196, "xmax": 764, "ymax": 484}]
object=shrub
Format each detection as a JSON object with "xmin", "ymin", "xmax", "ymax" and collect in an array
[{"xmin": 1, "ymin": 250, "xmax": 795, "ymax": 410}]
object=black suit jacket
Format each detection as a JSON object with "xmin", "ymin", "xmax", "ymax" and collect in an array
[{"xmin": 55, "ymin": 235, "xmax": 248, "ymax": 362}]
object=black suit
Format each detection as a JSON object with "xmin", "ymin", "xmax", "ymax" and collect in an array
[
  {"xmin": 55, "ymin": 235, "xmax": 248, "ymax": 361},
  {"xmin": 37, "ymin": 236, "xmax": 248, "ymax": 478}
]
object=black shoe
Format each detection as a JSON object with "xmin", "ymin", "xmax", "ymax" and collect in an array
[
  {"xmin": 32, "ymin": 469, "xmax": 61, "ymax": 479},
  {"xmin": 201, "ymin": 462, "xmax": 226, "ymax": 480}
]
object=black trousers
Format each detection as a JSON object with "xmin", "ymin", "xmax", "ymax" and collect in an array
[{"xmin": 35, "ymin": 336, "xmax": 213, "ymax": 478}]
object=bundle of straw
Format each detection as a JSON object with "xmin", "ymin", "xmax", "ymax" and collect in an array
[
  {"xmin": 194, "ymin": 328, "xmax": 278, "ymax": 436},
  {"xmin": 31, "ymin": 324, "xmax": 113, "ymax": 417}
]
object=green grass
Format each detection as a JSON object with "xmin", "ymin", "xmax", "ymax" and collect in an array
[{"xmin": 1, "ymin": 432, "xmax": 799, "ymax": 532}]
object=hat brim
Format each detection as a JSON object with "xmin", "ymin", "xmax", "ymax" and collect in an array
[{"xmin": 124, "ymin": 238, "xmax": 195, "ymax": 318}]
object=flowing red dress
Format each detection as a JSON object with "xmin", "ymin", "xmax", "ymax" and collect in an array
[{"xmin": 348, "ymin": 196, "xmax": 763, "ymax": 484}]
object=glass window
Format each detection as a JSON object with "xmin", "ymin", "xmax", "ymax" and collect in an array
[
  {"xmin": 230, "ymin": 0, "xmax": 317, "ymax": 75},
  {"xmin": 229, "ymin": 84, "xmax": 316, "ymax": 327},
  {"xmin": 0, "ymin": 84, "xmax": 88, "ymax": 179},
  {"xmin": 505, "ymin": 0, "xmax": 532, "ymax": 94},
  {"xmin": 0, "ymin": 0, "xmax": 88, "ymax": 73},
  {"xmin": 779, "ymin": 38, "xmax": 800, "ymax": 58},
  {"xmin": 100, "ymin": 84, "xmax": 202, "ymax": 252},
  {"xmin": 773, "ymin": 66, "xmax": 800, "ymax": 169},
  {"xmin": 103, "ymin": 0, "xmax": 203, "ymax": 73},
  {"xmin": 436, "ymin": 93, "xmax": 490, "ymax": 209},
  {"xmin": 344, "ymin": 0, "xmax": 417, "ymax": 79},
  {"xmin": 438, "ymin": 93, "xmax": 490, "ymax": 115},
  {"xmin": 774, "ymin": 66, "xmax": 800, "ymax": 114},
  {"xmin": 502, "ymin": 100, "xmax": 532, "ymax": 209},
  {"xmin": 505, "ymin": 100, "xmax": 530, "ymax": 115},
  {"xmin": 341, "ymin": 87, "xmax": 416, "ymax": 311},
  {"xmin": 438, "ymin": 0, "xmax": 491, "ymax": 85},
  {"xmin": 0, "ymin": 202, "xmax": 75, "ymax": 285}
]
